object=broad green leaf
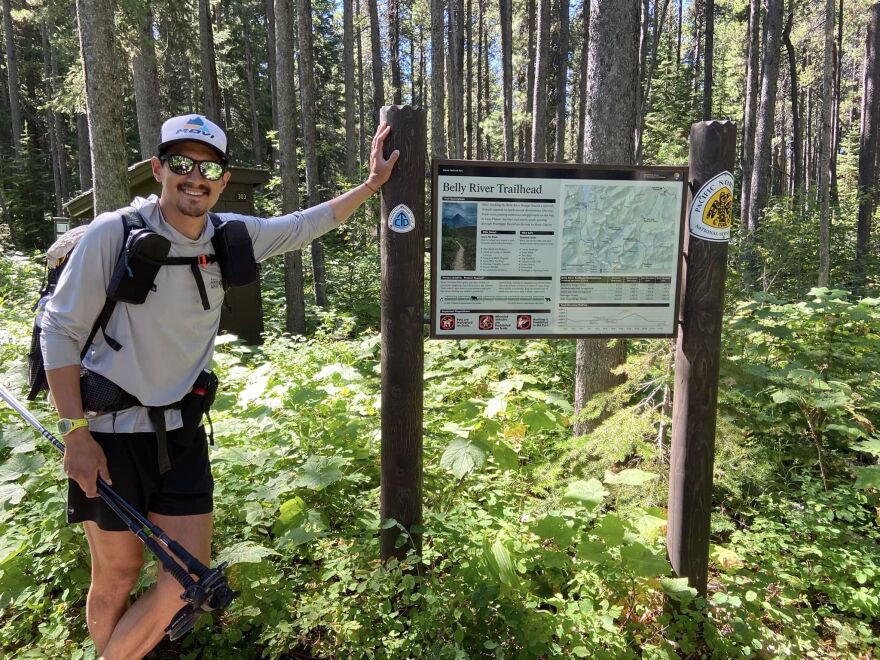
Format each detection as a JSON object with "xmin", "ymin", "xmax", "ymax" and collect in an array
[
  {"xmin": 531, "ymin": 515, "xmax": 576, "ymax": 548},
  {"xmin": 854, "ymin": 466, "xmax": 880, "ymax": 490},
  {"xmin": 634, "ymin": 509, "xmax": 668, "ymax": 542},
  {"xmin": 853, "ymin": 438, "xmax": 880, "ymax": 456},
  {"xmin": 522, "ymin": 406, "xmax": 557, "ymax": 432},
  {"xmin": 272, "ymin": 496, "xmax": 306, "ymax": 537},
  {"xmin": 0, "ymin": 483, "xmax": 26, "ymax": 506},
  {"xmin": 484, "ymin": 395, "xmax": 507, "ymax": 418},
  {"xmin": 483, "ymin": 536, "xmax": 520, "ymax": 589},
  {"xmin": 562, "ymin": 479, "xmax": 608, "ymax": 509},
  {"xmin": 215, "ymin": 541, "xmax": 279, "ymax": 566},
  {"xmin": 593, "ymin": 514, "xmax": 626, "ymax": 546},
  {"xmin": 277, "ymin": 510, "xmax": 328, "ymax": 548},
  {"xmin": 292, "ymin": 455, "xmax": 347, "ymax": 491},
  {"xmin": 620, "ymin": 542, "xmax": 669, "ymax": 578},
  {"xmin": 825, "ymin": 423, "xmax": 867, "ymax": 440},
  {"xmin": 489, "ymin": 439, "xmax": 519, "ymax": 471},
  {"xmin": 0, "ymin": 538, "xmax": 24, "ymax": 566},
  {"xmin": 0, "ymin": 453, "xmax": 44, "ymax": 483},
  {"xmin": 440, "ymin": 439, "xmax": 486, "ymax": 479},
  {"xmin": 576, "ymin": 539, "xmax": 609, "ymax": 562},
  {"xmin": 238, "ymin": 363, "xmax": 273, "ymax": 405},
  {"xmin": 771, "ymin": 389, "xmax": 799, "ymax": 404},
  {"xmin": 604, "ymin": 468, "xmax": 659, "ymax": 487},
  {"xmin": 660, "ymin": 577, "xmax": 697, "ymax": 602}
]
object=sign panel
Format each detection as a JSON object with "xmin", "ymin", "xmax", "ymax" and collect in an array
[{"xmin": 431, "ymin": 160, "xmax": 689, "ymax": 339}]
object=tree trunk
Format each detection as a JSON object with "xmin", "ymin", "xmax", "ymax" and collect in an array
[
  {"xmin": 131, "ymin": 2, "xmax": 162, "ymax": 160},
  {"xmin": 525, "ymin": 0, "xmax": 536, "ymax": 160},
  {"xmin": 573, "ymin": 0, "xmax": 639, "ymax": 436},
  {"xmin": 531, "ymin": 0, "xmax": 550, "ymax": 161},
  {"xmin": 431, "ymin": 0, "xmax": 446, "ymax": 157},
  {"xmin": 635, "ymin": 0, "xmax": 671, "ymax": 163},
  {"xmin": 297, "ymin": 0, "xmax": 328, "ymax": 307},
  {"xmin": 389, "ymin": 0, "xmax": 402, "ymax": 104},
  {"xmin": 830, "ymin": 0, "xmax": 843, "ymax": 202},
  {"xmin": 676, "ymin": 0, "xmax": 682, "ymax": 70},
  {"xmin": 344, "ymin": 0, "xmax": 357, "ymax": 176},
  {"xmin": 368, "ymin": 0, "xmax": 384, "ymax": 125},
  {"xmin": 240, "ymin": 4, "xmax": 263, "ymax": 165},
  {"xmin": 76, "ymin": 112, "xmax": 91, "ymax": 191},
  {"xmin": 554, "ymin": 0, "xmax": 570, "ymax": 162},
  {"xmin": 41, "ymin": 22, "xmax": 63, "ymax": 216},
  {"xmin": 466, "ymin": 0, "xmax": 473, "ymax": 158},
  {"xmin": 265, "ymin": 0, "xmax": 279, "ymax": 138},
  {"xmin": 702, "ymin": 0, "xmax": 714, "ymax": 119},
  {"xmin": 476, "ymin": 2, "xmax": 483, "ymax": 160},
  {"xmin": 2, "ymin": 0, "xmax": 22, "ymax": 154},
  {"xmin": 357, "ymin": 0, "xmax": 366, "ymax": 165},
  {"xmin": 500, "ymin": 0, "xmax": 514, "ymax": 160},
  {"xmin": 199, "ymin": 0, "xmax": 222, "ymax": 124},
  {"xmin": 77, "ymin": 0, "xmax": 130, "ymax": 213},
  {"xmin": 817, "ymin": 0, "xmax": 835, "ymax": 286},
  {"xmin": 782, "ymin": 5, "xmax": 801, "ymax": 199},
  {"xmin": 745, "ymin": 0, "xmax": 783, "ymax": 286},
  {"xmin": 576, "ymin": 0, "xmax": 589, "ymax": 163},
  {"xmin": 275, "ymin": 0, "xmax": 306, "ymax": 334},
  {"xmin": 483, "ymin": 17, "xmax": 491, "ymax": 157},
  {"xmin": 448, "ymin": 0, "xmax": 465, "ymax": 157},
  {"xmin": 857, "ymin": 3, "xmax": 880, "ymax": 280},
  {"xmin": 49, "ymin": 33, "xmax": 70, "ymax": 201}
]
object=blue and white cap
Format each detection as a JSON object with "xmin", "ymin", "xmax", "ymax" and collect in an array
[{"xmin": 158, "ymin": 114, "xmax": 228, "ymax": 163}]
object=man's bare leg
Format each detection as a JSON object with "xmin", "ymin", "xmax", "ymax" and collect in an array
[
  {"xmin": 99, "ymin": 512, "xmax": 212, "ymax": 660},
  {"xmin": 82, "ymin": 522, "xmax": 145, "ymax": 655}
]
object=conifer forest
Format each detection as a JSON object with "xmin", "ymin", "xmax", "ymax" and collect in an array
[{"xmin": 1, "ymin": 0, "xmax": 880, "ymax": 657}]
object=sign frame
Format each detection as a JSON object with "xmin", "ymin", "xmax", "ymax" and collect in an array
[{"xmin": 430, "ymin": 159, "xmax": 690, "ymax": 340}]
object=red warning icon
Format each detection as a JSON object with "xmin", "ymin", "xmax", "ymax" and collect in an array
[
  {"xmin": 478, "ymin": 314, "xmax": 494, "ymax": 330},
  {"xmin": 517, "ymin": 315, "xmax": 532, "ymax": 330},
  {"xmin": 439, "ymin": 315, "xmax": 456, "ymax": 330}
]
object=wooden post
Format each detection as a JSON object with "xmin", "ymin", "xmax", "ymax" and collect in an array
[
  {"xmin": 667, "ymin": 121, "xmax": 737, "ymax": 596},
  {"xmin": 379, "ymin": 105, "xmax": 426, "ymax": 562}
]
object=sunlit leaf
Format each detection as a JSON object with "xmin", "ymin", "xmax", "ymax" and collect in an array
[
  {"xmin": 440, "ymin": 439, "xmax": 486, "ymax": 479},
  {"xmin": 0, "ymin": 453, "xmax": 44, "ymax": 483},
  {"xmin": 215, "ymin": 541, "xmax": 279, "ymax": 566},
  {"xmin": 562, "ymin": 479, "xmax": 608, "ymax": 509},
  {"xmin": 531, "ymin": 514, "xmax": 576, "ymax": 548},
  {"xmin": 660, "ymin": 577, "xmax": 697, "ymax": 602},
  {"xmin": 620, "ymin": 542, "xmax": 668, "ymax": 578},
  {"xmin": 854, "ymin": 466, "xmax": 880, "ymax": 490},
  {"xmin": 853, "ymin": 438, "xmax": 880, "ymax": 456},
  {"xmin": 593, "ymin": 514, "xmax": 626, "ymax": 546},
  {"xmin": 604, "ymin": 468, "xmax": 659, "ymax": 487},
  {"xmin": 292, "ymin": 455, "xmax": 347, "ymax": 490}
]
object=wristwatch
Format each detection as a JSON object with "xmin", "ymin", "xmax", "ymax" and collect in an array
[{"xmin": 57, "ymin": 418, "xmax": 89, "ymax": 436}]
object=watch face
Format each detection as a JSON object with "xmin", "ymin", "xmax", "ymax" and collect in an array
[{"xmin": 58, "ymin": 419, "xmax": 72, "ymax": 435}]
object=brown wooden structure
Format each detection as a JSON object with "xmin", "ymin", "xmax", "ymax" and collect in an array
[
  {"xmin": 379, "ymin": 105, "xmax": 427, "ymax": 562},
  {"xmin": 63, "ymin": 160, "xmax": 270, "ymax": 345},
  {"xmin": 667, "ymin": 121, "xmax": 737, "ymax": 596}
]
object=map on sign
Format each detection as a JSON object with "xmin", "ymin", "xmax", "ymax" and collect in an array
[
  {"xmin": 431, "ymin": 160, "xmax": 688, "ymax": 339},
  {"xmin": 561, "ymin": 183, "xmax": 680, "ymax": 274}
]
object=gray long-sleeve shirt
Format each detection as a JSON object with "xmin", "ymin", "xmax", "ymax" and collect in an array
[{"xmin": 41, "ymin": 194, "xmax": 338, "ymax": 433}]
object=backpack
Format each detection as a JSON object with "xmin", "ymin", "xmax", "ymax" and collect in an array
[{"xmin": 26, "ymin": 209, "xmax": 257, "ymax": 401}]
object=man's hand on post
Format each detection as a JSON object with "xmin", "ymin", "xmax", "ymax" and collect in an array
[{"xmin": 64, "ymin": 427, "xmax": 111, "ymax": 498}]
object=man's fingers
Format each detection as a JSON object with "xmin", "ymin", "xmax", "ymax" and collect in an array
[{"xmin": 98, "ymin": 460, "xmax": 112, "ymax": 486}]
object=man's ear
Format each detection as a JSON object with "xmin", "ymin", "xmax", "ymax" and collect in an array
[
  {"xmin": 218, "ymin": 170, "xmax": 231, "ymax": 192},
  {"xmin": 150, "ymin": 156, "xmax": 163, "ymax": 182}
]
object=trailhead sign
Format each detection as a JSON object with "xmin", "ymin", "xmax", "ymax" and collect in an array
[{"xmin": 430, "ymin": 160, "xmax": 689, "ymax": 339}]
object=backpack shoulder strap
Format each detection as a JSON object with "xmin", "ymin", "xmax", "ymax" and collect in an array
[{"xmin": 80, "ymin": 211, "xmax": 143, "ymax": 360}]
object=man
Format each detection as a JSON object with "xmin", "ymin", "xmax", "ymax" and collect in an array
[{"xmin": 41, "ymin": 114, "xmax": 399, "ymax": 659}]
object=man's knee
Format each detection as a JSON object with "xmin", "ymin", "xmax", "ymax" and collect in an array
[{"xmin": 91, "ymin": 559, "xmax": 143, "ymax": 601}]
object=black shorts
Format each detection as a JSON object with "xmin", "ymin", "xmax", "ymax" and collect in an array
[{"xmin": 67, "ymin": 425, "xmax": 214, "ymax": 532}]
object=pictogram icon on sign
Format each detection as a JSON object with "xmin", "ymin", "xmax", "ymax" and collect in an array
[
  {"xmin": 478, "ymin": 315, "xmax": 494, "ymax": 330},
  {"xmin": 516, "ymin": 315, "xmax": 532, "ymax": 330},
  {"xmin": 388, "ymin": 204, "xmax": 416, "ymax": 234},
  {"xmin": 439, "ymin": 315, "xmax": 456, "ymax": 330}
]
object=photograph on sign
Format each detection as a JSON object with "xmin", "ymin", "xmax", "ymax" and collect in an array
[{"xmin": 431, "ymin": 161, "xmax": 688, "ymax": 339}]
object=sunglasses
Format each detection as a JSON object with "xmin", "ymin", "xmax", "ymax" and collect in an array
[{"xmin": 161, "ymin": 154, "xmax": 226, "ymax": 181}]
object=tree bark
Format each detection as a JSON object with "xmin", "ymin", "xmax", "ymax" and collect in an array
[
  {"xmin": 41, "ymin": 22, "xmax": 63, "ymax": 215},
  {"xmin": 343, "ymin": 0, "xmax": 357, "ymax": 176},
  {"xmin": 554, "ymin": 0, "xmax": 570, "ymax": 162},
  {"xmin": 275, "ymin": 0, "xmax": 306, "ymax": 334},
  {"xmin": 817, "ymin": 0, "xmax": 835, "ymax": 286},
  {"xmin": 531, "ymin": 0, "xmax": 550, "ymax": 161},
  {"xmin": 702, "ymin": 0, "xmax": 714, "ymax": 119},
  {"xmin": 265, "ymin": 0, "xmax": 279, "ymax": 138},
  {"xmin": 49, "ymin": 30, "xmax": 70, "ymax": 202},
  {"xmin": 499, "ymin": 0, "xmax": 514, "ymax": 160},
  {"xmin": 431, "ymin": 0, "xmax": 446, "ymax": 157},
  {"xmin": 745, "ymin": 0, "xmax": 783, "ymax": 286},
  {"xmin": 635, "ymin": 0, "xmax": 671, "ymax": 163},
  {"xmin": 525, "ymin": 0, "xmax": 536, "ymax": 160},
  {"xmin": 476, "ymin": 1, "xmax": 483, "ymax": 160},
  {"xmin": 573, "ymin": 0, "xmax": 639, "ymax": 436},
  {"xmin": 782, "ymin": 5, "xmax": 801, "ymax": 199},
  {"xmin": 856, "ymin": 4, "xmax": 880, "ymax": 280},
  {"xmin": 199, "ymin": 0, "xmax": 222, "ymax": 124},
  {"xmin": 2, "ymin": 0, "xmax": 23, "ymax": 154},
  {"xmin": 240, "ymin": 4, "xmax": 263, "ymax": 165},
  {"xmin": 76, "ymin": 112, "xmax": 91, "ymax": 192},
  {"xmin": 77, "ymin": 0, "xmax": 130, "ymax": 213},
  {"xmin": 296, "ymin": 0, "xmax": 328, "ymax": 307},
  {"xmin": 130, "ymin": 1, "xmax": 162, "ymax": 160},
  {"xmin": 368, "ymin": 0, "xmax": 384, "ymax": 125},
  {"xmin": 447, "ymin": 0, "xmax": 465, "ymax": 157},
  {"xmin": 576, "ymin": 0, "xmax": 589, "ymax": 163},
  {"xmin": 466, "ymin": 0, "xmax": 473, "ymax": 158}
]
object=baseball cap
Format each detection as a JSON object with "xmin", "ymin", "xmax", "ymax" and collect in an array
[{"xmin": 157, "ymin": 115, "xmax": 228, "ymax": 163}]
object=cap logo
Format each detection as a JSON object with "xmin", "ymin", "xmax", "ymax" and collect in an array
[{"xmin": 176, "ymin": 116, "xmax": 215, "ymax": 139}]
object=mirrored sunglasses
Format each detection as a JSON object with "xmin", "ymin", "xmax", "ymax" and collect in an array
[{"xmin": 161, "ymin": 154, "xmax": 226, "ymax": 181}]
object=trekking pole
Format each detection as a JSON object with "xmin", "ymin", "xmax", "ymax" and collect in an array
[{"xmin": 0, "ymin": 382, "xmax": 236, "ymax": 640}]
